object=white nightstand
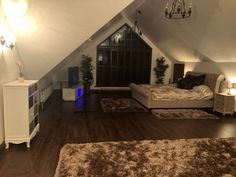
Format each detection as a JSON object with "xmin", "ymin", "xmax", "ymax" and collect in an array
[{"xmin": 213, "ymin": 93, "xmax": 235, "ymax": 116}]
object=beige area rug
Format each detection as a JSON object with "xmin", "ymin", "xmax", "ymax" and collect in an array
[
  {"xmin": 54, "ymin": 138, "xmax": 236, "ymax": 177},
  {"xmin": 100, "ymin": 98, "xmax": 148, "ymax": 112},
  {"xmin": 151, "ymin": 109, "xmax": 219, "ymax": 120}
]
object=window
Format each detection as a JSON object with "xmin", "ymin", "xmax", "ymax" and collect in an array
[{"xmin": 97, "ymin": 24, "xmax": 152, "ymax": 87}]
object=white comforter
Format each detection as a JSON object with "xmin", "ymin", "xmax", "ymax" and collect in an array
[{"xmin": 130, "ymin": 84, "xmax": 213, "ymax": 101}]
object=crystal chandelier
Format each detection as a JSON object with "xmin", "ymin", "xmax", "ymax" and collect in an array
[{"xmin": 165, "ymin": 0, "xmax": 192, "ymax": 19}]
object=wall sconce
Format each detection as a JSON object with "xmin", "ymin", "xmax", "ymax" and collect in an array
[
  {"xmin": 0, "ymin": 35, "xmax": 15, "ymax": 50},
  {"xmin": 0, "ymin": 0, "xmax": 29, "ymax": 51},
  {"xmin": 0, "ymin": 22, "xmax": 15, "ymax": 50},
  {"xmin": 227, "ymin": 83, "xmax": 236, "ymax": 95}
]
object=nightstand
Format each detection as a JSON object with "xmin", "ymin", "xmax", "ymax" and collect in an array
[{"xmin": 213, "ymin": 93, "xmax": 235, "ymax": 116}]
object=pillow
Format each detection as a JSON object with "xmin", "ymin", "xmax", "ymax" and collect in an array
[
  {"xmin": 191, "ymin": 74, "xmax": 206, "ymax": 87},
  {"xmin": 177, "ymin": 75, "xmax": 194, "ymax": 89},
  {"xmin": 177, "ymin": 74, "xmax": 206, "ymax": 89},
  {"xmin": 193, "ymin": 85, "xmax": 213, "ymax": 99},
  {"xmin": 193, "ymin": 85, "xmax": 212, "ymax": 93}
]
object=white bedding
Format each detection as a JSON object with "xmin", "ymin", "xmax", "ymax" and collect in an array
[{"xmin": 130, "ymin": 84, "xmax": 213, "ymax": 101}]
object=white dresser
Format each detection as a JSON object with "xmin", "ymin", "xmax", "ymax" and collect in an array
[{"xmin": 3, "ymin": 80, "xmax": 40, "ymax": 149}]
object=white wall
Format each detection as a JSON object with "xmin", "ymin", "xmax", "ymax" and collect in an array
[
  {"xmin": 185, "ymin": 62, "xmax": 236, "ymax": 81},
  {"xmin": 45, "ymin": 17, "xmax": 172, "ymax": 88},
  {"xmin": 0, "ymin": 48, "xmax": 20, "ymax": 145}
]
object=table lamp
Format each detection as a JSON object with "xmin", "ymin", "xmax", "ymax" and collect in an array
[{"xmin": 227, "ymin": 82, "xmax": 236, "ymax": 95}]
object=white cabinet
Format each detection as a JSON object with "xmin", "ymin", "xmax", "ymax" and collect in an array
[
  {"xmin": 62, "ymin": 84, "xmax": 83, "ymax": 101},
  {"xmin": 3, "ymin": 80, "xmax": 40, "ymax": 149},
  {"xmin": 213, "ymin": 93, "xmax": 235, "ymax": 116}
]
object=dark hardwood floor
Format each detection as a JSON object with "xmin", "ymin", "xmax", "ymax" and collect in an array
[{"xmin": 0, "ymin": 90, "xmax": 236, "ymax": 177}]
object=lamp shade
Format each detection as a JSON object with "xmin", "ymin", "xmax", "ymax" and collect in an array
[
  {"xmin": 228, "ymin": 83, "xmax": 233, "ymax": 89},
  {"xmin": 233, "ymin": 83, "xmax": 236, "ymax": 89},
  {"xmin": 228, "ymin": 83, "xmax": 236, "ymax": 89}
]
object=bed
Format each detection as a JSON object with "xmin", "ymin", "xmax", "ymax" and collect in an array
[{"xmin": 130, "ymin": 71, "xmax": 225, "ymax": 109}]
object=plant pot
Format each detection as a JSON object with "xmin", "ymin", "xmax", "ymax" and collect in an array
[{"xmin": 83, "ymin": 82, "xmax": 91, "ymax": 95}]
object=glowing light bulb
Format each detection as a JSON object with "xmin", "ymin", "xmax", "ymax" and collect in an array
[
  {"xmin": 5, "ymin": 31, "xmax": 16, "ymax": 45},
  {"xmin": 2, "ymin": 0, "xmax": 29, "ymax": 18},
  {"xmin": 0, "ymin": 23, "xmax": 8, "ymax": 37}
]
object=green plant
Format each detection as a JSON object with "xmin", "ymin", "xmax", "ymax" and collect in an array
[
  {"xmin": 80, "ymin": 55, "xmax": 94, "ymax": 86},
  {"xmin": 153, "ymin": 57, "xmax": 169, "ymax": 84}
]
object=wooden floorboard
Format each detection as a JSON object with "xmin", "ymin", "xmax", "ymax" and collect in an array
[{"xmin": 0, "ymin": 90, "xmax": 235, "ymax": 177}]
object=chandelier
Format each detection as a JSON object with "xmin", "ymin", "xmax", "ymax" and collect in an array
[
  {"xmin": 133, "ymin": 10, "xmax": 142, "ymax": 35},
  {"xmin": 165, "ymin": 0, "xmax": 192, "ymax": 19}
]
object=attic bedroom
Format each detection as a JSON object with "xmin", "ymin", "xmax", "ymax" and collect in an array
[{"xmin": 0, "ymin": 0, "xmax": 236, "ymax": 176}]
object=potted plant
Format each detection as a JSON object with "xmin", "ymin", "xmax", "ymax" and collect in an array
[
  {"xmin": 80, "ymin": 55, "xmax": 94, "ymax": 95},
  {"xmin": 153, "ymin": 57, "xmax": 169, "ymax": 84}
]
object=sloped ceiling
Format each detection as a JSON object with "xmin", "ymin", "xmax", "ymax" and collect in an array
[
  {"xmin": 6, "ymin": 0, "xmax": 236, "ymax": 81},
  {"xmin": 11, "ymin": 0, "xmax": 133, "ymax": 79},
  {"xmin": 127, "ymin": 0, "xmax": 236, "ymax": 63}
]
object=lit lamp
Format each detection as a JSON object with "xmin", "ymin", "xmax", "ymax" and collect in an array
[
  {"xmin": 0, "ymin": 0, "xmax": 30, "ymax": 50},
  {"xmin": 227, "ymin": 83, "xmax": 236, "ymax": 95},
  {"xmin": 2, "ymin": 0, "xmax": 30, "ymax": 18},
  {"xmin": 0, "ymin": 31, "xmax": 15, "ymax": 50}
]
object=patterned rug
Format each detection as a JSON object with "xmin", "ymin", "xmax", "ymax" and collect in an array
[
  {"xmin": 152, "ymin": 109, "xmax": 219, "ymax": 120},
  {"xmin": 55, "ymin": 138, "xmax": 236, "ymax": 177},
  {"xmin": 100, "ymin": 98, "xmax": 148, "ymax": 112}
]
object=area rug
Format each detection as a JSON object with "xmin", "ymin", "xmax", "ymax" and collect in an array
[
  {"xmin": 54, "ymin": 138, "xmax": 236, "ymax": 177},
  {"xmin": 151, "ymin": 109, "xmax": 219, "ymax": 120},
  {"xmin": 100, "ymin": 98, "xmax": 148, "ymax": 112}
]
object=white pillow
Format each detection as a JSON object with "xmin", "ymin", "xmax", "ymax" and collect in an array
[
  {"xmin": 193, "ymin": 85, "xmax": 211, "ymax": 93},
  {"xmin": 193, "ymin": 85, "xmax": 213, "ymax": 100}
]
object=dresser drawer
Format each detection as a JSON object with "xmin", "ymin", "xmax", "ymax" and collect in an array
[
  {"xmin": 214, "ymin": 105, "xmax": 224, "ymax": 112},
  {"xmin": 214, "ymin": 99, "xmax": 223, "ymax": 107},
  {"xmin": 215, "ymin": 94, "xmax": 224, "ymax": 101}
]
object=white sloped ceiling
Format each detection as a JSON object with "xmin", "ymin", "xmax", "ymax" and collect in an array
[
  {"xmin": 127, "ymin": 0, "xmax": 236, "ymax": 63},
  {"xmin": 12, "ymin": 0, "xmax": 133, "ymax": 79}
]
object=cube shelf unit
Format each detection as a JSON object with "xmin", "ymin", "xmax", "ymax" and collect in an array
[{"xmin": 3, "ymin": 80, "xmax": 39, "ymax": 149}]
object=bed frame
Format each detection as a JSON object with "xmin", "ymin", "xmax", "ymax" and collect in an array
[{"xmin": 131, "ymin": 71, "xmax": 225, "ymax": 109}]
